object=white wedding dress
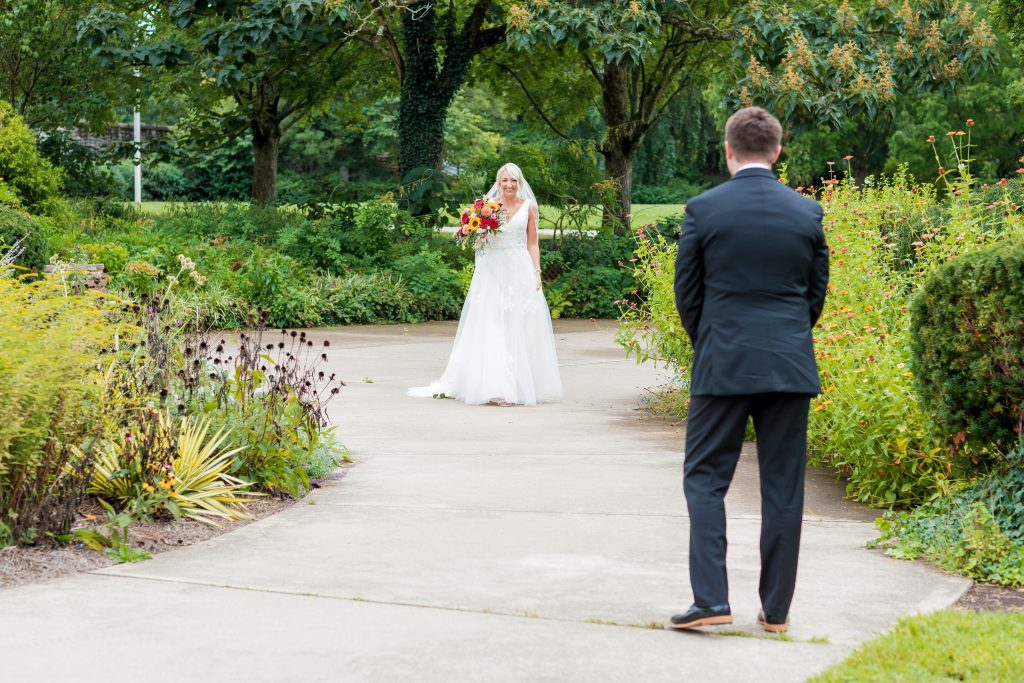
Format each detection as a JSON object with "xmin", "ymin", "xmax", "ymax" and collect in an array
[{"xmin": 408, "ymin": 199, "xmax": 562, "ymax": 405}]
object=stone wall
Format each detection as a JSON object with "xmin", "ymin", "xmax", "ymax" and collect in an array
[{"xmin": 69, "ymin": 123, "xmax": 171, "ymax": 151}]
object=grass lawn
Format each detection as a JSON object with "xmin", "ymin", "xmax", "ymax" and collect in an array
[
  {"xmin": 137, "ymin": 201, "xmax": 178, "ymax": 215},
  {"xmin": 137, "ymin": 200, "xmax": 686, "ymax": 231},
  {"xmin": 809, "ymin": 610, "xmax": 1024, "ymax": 682},
  {"xmin": 537, "ymin": 203, "xmax": 685, "ymax": 231}
]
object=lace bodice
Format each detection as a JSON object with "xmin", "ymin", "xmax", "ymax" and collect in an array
[{"xmin": 485, "ymin": 200, "xmax": 531, "ymax": 250}]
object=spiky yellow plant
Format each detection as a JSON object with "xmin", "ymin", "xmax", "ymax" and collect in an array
[
  {"xmin": 171, "ymin": 414, "xmax": 260, "ymax": 526},
  {"xmin": 90, "ymin": 412, "xmax": 260, "ymax": 527}
]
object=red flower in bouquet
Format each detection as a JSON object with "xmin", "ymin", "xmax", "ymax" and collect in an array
[{"xmin": 456, "ymin": 196, "xmax": 508, "ymax": 249}]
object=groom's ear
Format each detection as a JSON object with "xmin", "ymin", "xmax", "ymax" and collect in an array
[
  {"xmin": 771, "ymin": 146, "xmax": 782, "ymax": 164},
  {"xmin": 724, "ymin": 140, "xmax": 734, "ymax": 161}
]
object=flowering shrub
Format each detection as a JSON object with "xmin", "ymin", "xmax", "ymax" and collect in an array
[{"xmin": 616, "ymin": 223, "xmax": 691, "ymax": 373}]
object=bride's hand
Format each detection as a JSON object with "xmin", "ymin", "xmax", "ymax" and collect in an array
[{"xmin": 534, "ymin": 268, "xmax": 542, "ymax": 291}]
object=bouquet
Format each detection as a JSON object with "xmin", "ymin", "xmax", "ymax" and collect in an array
[{"xmin": 456, "ymin": 197, "xmax": 507, "ymax": 250}]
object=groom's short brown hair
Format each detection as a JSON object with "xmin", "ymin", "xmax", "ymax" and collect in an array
[{"xmin": 725, "ymin": 107, "xmax": 783, "ymax": 161}]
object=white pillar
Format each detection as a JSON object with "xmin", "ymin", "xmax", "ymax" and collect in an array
[{"xmin": 133, "ymin": 107, "xmax": 142, "ymax": 204}]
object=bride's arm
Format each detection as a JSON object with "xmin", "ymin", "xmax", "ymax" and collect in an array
[{"xmin": 526, "ymin": 201, "xmax": 542, "ymax": 290}]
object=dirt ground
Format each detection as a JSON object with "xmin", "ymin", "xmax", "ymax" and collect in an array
[
  {"xmin": 0, "ymin": 496, "xmax": 296, "ymax": 590},
  {"xmin": 0, "ymin": 471, "xmax": 345, "ymax": 591},
  {"xmin": 956, "ymin": 584, "xmax": 1024, "ymax": 612}
]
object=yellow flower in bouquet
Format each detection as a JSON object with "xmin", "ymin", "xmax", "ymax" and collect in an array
[{"xmin": 457, "ymin": 195, "xmax": 509, "ymax": 249}]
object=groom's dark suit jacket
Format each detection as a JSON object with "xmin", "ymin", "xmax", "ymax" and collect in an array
[{"xmin": 674, "ymin": 167, "xmax": 829, "ymax": 396}]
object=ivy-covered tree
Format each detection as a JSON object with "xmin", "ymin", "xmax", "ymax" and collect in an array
[
  {"xmin": 80, "ymin": 0, "xmax": 410, "ymax": 204},
  {"xmin": 361, "ymin": 0, "xmax": 506, "ymax": 178},
  {"xmin": 508, "ymin": 0, "xmax": 735, "ymax": 232},
  {"xmin": 731, "ymin": 0, "xmax": 999, "ymax": 180},
  {"xmin": 0, "ymin": 0, "xmax": 126, "ymax": 130}
]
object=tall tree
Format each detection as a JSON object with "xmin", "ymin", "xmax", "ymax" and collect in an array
[
  {"xmin": 508, "ymin": 0, "xmax": 734, "ymax": 232},
  {"xmin": 80, "ymin": 0, "xmax": 410, "ymax": 204},
  {"xmin": 0, "ymin": 0, "xmax": 125, "ymax": 130}
]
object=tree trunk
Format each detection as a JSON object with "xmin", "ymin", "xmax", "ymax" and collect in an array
[
  {"xmin": 602, "ymin": 146, "xmax": 634, "ymax": 235},
  {"xmin": 397, "ymin": 0, "xmax": 502, "ymax": 178},
  {"xmin": 398, "ymin": 85, "xmax": 447, "ymax": 177},
  {"xmin": 600, "ymin": 61, "xmax": 636, "ymax": 235},
  {"xmin": 249, "ymin": 77, "xmax": 283, "ymax": 206},
  {"xmin": 398, "ymin": 1, "xmax": 445, "ymax": 177},
  {"xmin": 251, "ymin": 118, "xmax": 280, "ymax": 206}
]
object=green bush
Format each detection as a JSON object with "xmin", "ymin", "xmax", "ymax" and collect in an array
[
  {"xmin": 145, "ymin": 162, "xmax": 190, "ymax": 200},
  {"xmin": 616, "ymin": 225, "xmax": 693, "ymax": 371},
  {"xmin": 235, "ymin": 248, "xmax": 322, "ymax": 328},
  {"xmin": 36, "ymin": 131, "xmax": 119, "ymax": 198},
  {"xmin": 0, "ymin": 205, "xmax": 48, "ymax": 272},
  {"xmin": 911, "ymin": 240, "xmax": 1024, "ymax": 454},
  {"xmin": 543, "ymin": 235, "xmax": 634, "ymax": 319},
  {"xmin": 0, "ymin": 275, "xmax": 129, "ymax": 544},
  {"xmin": 632, "ymin": 179, "xmax": 709, "ymax": 204},
  {"xmin": 392, "ymin": 247, "xmax": 463, "ymax": 321},
  {"xmin": 0, "ymin": 101, "xmax": 62, "ymax": 209},
  {"xmin": 317, "ymin": 271, "xmax": 416, "ymax": 325}
]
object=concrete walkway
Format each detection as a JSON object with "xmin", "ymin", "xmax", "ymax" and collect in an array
[{"xmin": 0, "ymin": 320, "xmax": 968, "ymax": 682}]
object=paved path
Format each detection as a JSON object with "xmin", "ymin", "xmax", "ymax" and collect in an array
[{"xmin": 0, "ymin": 321, "xmax": 968, "ymax": 682}]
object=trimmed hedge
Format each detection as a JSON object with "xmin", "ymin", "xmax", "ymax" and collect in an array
[{"xmin": 911, "ymin": 240, "xmax": 1024, "ymax": 453}]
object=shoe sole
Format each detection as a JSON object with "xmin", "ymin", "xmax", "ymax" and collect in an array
[
  {"xmin": 758, "ymin": 618, "xmax": 789, "ymax": 633},
  {"xmin": 667, "ymin": 615, "xmax": 733, "ymax": 630}
]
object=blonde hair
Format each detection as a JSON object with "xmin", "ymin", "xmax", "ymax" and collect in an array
[{"xmin": 494, "ymin": 163, "xmax": 529, "ymax": 200}]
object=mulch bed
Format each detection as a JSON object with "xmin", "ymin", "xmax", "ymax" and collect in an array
[
  {"xmin": 0, "ymin": 469, "xmax": 351, "ymax": 591},
  {"xmin": 0, "ymin": 496, "xmax": 295, "ymax": 590},
  {"xmin": 956, "ymin": 584, "xmax": 1024, "ymax": 612}
]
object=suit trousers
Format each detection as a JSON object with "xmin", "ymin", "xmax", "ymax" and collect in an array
[{"xmin": 683, "ymin": 393, "xmax": 810, "ymax": 616}]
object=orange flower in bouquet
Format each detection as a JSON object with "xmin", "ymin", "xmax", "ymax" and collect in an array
[{"xmin": 457, "ymin": 197, "xmax": 507, "ymax": 249}]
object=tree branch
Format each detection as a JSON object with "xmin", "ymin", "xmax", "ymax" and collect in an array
[{"xmin": 491, "ymin": 60, "xmax": 571, "ymax": 141}]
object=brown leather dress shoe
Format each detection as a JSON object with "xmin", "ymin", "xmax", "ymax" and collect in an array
[{"xmin": 758, "ymin": 609, "xmax": 789, "ymax": 633}]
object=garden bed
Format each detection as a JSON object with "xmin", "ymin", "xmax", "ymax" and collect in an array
[{"xmin": 0, "ymin": 469, "xmax": 348, "ymax": 590}]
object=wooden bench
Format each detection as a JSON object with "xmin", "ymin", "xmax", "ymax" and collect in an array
[{"xmin": 42, "ymin": 263, "xmax": 107, "ymax": 293}]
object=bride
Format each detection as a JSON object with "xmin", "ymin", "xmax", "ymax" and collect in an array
[{"xmin": 408, "ymin": 163, "xmax": 563, "ymax": 406}]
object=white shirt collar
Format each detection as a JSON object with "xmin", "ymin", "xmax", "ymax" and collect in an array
[{"xmin": 736, "ymin": 162, "xmax": 772, "ymax": 173}]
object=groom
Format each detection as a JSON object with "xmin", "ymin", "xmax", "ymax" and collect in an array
[{"xmin": 669, "ymin": 107, "xmax": 829, "ymax": 632}]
